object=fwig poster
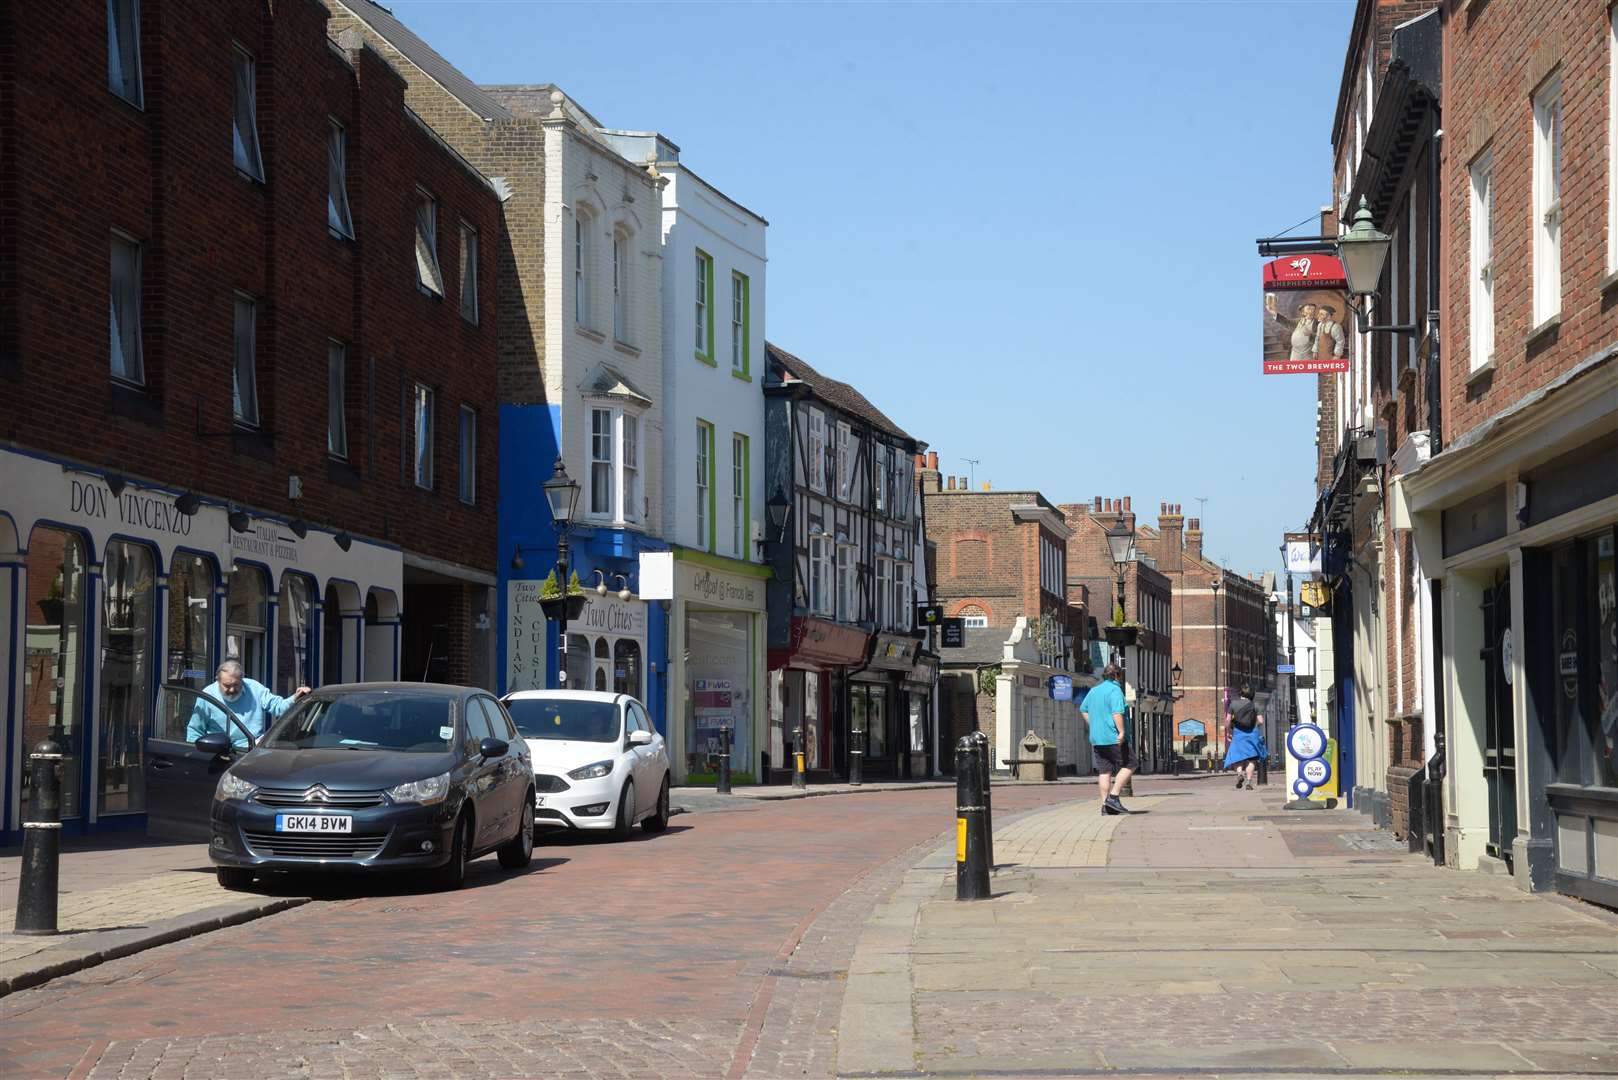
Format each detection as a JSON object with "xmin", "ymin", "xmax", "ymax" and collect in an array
[{"xmin": 1262, "ymin": 254, "xmax": 1351, "ymax": 375}]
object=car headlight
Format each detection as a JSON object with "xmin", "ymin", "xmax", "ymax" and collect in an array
[
  {"xmin": 568, "ymin": 759, "xmax": 615, "ymax": 781},
  {"xmin": 215, "ymin": 771, "xmax": 257, "ymax": 802},
  {"xmin": 387, "ymin": 772, "xmax": 451, "ymax": 805}
]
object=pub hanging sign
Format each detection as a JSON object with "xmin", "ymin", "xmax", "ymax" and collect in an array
[{"xmin": 1262, "ymin": 254, "xmax": 1352, "ymax": 375}]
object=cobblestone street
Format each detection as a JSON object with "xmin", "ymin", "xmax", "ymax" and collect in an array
[{"xmin": 3, "ymin": 777, "xmax": 1614, "ymax": 1079}]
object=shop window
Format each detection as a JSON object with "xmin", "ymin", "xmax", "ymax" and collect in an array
[
  {"xmin": 614, "ymin": 638, "xmax": 641, "ymax": 699},
  {"xmin": 23, "ymin": 527, "xmax": 88, "ymax": 820},
  {"xmin": 277, "ymin": 574, "xmax": 314, "ymax": 697},
  {"xmin": 99, "ymin": 540, "xmax": 154, "ymax": 815},
  {"xmin": 322, "ymin": 584, "xmax": 343, "ymax": 687},
  {"xmin": 167, "ymin": 553, "xmax": 215, "ymax": 691},
  {"xmin": 594, "ymin": 636, "xmax": 610, "ymax": 692},
  {"xmin": 1554, "ymin": 530, "xmax": 1618, "ymax": 788},
  {"xmin": 852, "ymin": 683, "xmax": 887, "ymax": 759},
  {"xmin": 686, "ymin": 610, "xmax": 752, "ymax": 777},
  {"xmin": 909, "ymin": 693, "xmax": 927, "ymax": 754},
  {"xmin": 226, "ymin": 565, "xmax": 269, "ymax": 681}
]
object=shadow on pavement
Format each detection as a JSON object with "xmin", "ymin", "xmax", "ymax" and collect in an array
[{"xmin": 536, "ymin": 823, "xmax": 694, "ymax": 847}]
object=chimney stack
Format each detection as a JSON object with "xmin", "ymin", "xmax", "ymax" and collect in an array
[
  {"xmin": 1104, "ymin": 498, "xmax": 1113, "ymax": 513},
  {"xmin": 920, "ymin": 451, "xmax": 941, "ymax": 495},
  {"xmin": 1185, "ymin": 517, "xmax": 1203, "ymax": 563},
  {"xmin": 1120, "ymin": 495, "xmax": 1134, "ymax": 532},
  {"xmin": 1158, "ymin": 501, "xmax": 1185, "ymax": 573},
  {"xmin": 1093, "ymin": 496, "xmax": 1102, "ymax": 513}
]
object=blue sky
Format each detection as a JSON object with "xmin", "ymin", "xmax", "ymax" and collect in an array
[{"xmin": 391, "ymin": 0, "xmax": 1355, "ymax": 577}]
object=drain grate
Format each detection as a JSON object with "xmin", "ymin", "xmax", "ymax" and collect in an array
[{"xmin": 765, "ymin": 967, "xmax": 846, "ymax": 981}]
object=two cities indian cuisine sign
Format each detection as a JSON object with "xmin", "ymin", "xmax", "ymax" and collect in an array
[{"xmin": 1262, "ymin": 254, "xmax": 1351, "ymax": 375}]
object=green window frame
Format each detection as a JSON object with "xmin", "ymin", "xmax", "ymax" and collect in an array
[
  {"xmin": 696, "ymin": 420, "xmax": 716, "ymax": 551},
  {"xmin": 731, "ymin": 433, "xmax": 750, "ymax": 557},
  {"xmin": 730, "ymin": 270, "xmax": 750, "ymax": 380},
  {"xmin": 695, "ymin": 250, "xmax": 716, "ymax": 366}
]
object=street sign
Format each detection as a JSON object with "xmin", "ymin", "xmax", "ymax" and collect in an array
[
  {"xmin": 940, "ymin": 618, "xmax": 966, "ymax": 648},
  {"xmin": 1296, "ymin": 675, "xmax": 1316, "ymax": 689},
  {"xmin": 1048, "ymin": 675, "xmax": 1073, "ymax": 701},
  {"xmin": 1276, "ymin": 663, "xmax": 1296, "ymax": 674}
]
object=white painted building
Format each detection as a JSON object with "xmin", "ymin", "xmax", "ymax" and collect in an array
[{"xmin": 601, "ymin": 131, "xmax": 770, "ymax": 783}]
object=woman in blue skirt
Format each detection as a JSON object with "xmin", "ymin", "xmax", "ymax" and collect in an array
[{"xmin": 1223, "ymin": 683, "xmax": 1267, "ymax": 791}]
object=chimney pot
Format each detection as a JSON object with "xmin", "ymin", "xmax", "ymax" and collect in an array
[
  {"xmin": 1104, "ymin": 498, "xmax": 1113, "ymax": 512},
  {"xmin": 1093, "ymin": 496, "xmax": 1102, "ymax": 512},
  {"xmin": 947, "ymin": 476, "xmax": 956, "ymax": 491},
  {"xmin": 928, "ymin": 451, "xmax": 939, "ymax": 471},
  {"xmin": 1123, "ymin": 496, "xmax": 1131, "ymax": 511}
]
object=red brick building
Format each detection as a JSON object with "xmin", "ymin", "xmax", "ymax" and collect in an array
[
  {"xmin": 921, "ymin": 455, "xmax": 1091, "ymax": 774},
  {"xmin": 1060, "ymin": 497, "xmax": 1176, "ymax": 774},
  {"xmin": 0, "ymin": 0, "xmax": 502, "ymax": 837},
  {"xmin": 1396, "ymin": 0, "xmax": 1617, "ymax": 905}
]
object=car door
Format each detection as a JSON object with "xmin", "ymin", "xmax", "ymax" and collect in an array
[
  {"xmin": 475, "ymin": 696, "xmax": 522, "ymax": 839},
  {"xmin": 145, "ymin": 684, "xmax": 258, "ymax": 841},
  {"xmin": 461, "ymin": 695, "xmax": 500, "ymax": 850},
  {"xmin": 627, "ymin": 701, "xmax": 653, "ymax": 816},
  {"xmin": 636, "ymin": 699, "xmax": 668, "ymax": 787}
]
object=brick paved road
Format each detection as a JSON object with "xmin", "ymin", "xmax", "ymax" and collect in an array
[{"xmin": 0, "ymin": 782, "xmax": 1082, "ymax": 1079}]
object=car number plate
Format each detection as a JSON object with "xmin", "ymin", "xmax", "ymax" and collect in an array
[
  {"xmin": 275, "ymin": 814, "xmax": 353, "ymax": 833},
  {"xmin": 534, "ymin": 795, "xmax": 546, "ymax": 807}
]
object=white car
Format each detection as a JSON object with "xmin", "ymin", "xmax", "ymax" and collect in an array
[{"xmin": 500, "ymin": 690, "xmax": 671, "ymax": 839}]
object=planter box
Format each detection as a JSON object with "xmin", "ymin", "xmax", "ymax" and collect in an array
[{"xmin": 539, "ymin": 594, "xmax": 588, "ymax": 622}]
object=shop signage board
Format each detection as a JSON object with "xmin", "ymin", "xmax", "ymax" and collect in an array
[
  {"xmin": 674, "ymin": 559, "xmax": 765, "ymax": 612},
  {"xmin": 940, "ymin": 618, "xmax": 966, "ymax": 648},
  {"xmin": 915, "ymin": 604, "xmax": 944, "ymax": 626},
  {"xmin": 506, "ymin": 579, "xmax": 550, "ymax": 692},
  {"xmin": 1284, "ymin": 533, "xmax": 1323, "ymax": 573},
  {"xmin": 1262, "ymin": 255, "xmax": 1351, "ymax": 375},
  {"xmin": 1048, "ymin": 675, "xmax": 1073, "ymax": 701}
]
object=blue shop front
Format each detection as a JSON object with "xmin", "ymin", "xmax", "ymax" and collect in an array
[{"xmin": 497, "ymin": 405, "xmax": 669, "ymax": 734}]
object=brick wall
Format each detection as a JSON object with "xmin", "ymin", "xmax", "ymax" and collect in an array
[
  {"xmin": 1443, "ymin": 0, "xmax": 1618, "ymax": 441},
  {"xmin": 925, "ymin": 488, "xmax": 1071, "ymax": 632},
  {"xmin": 0, "ymin": 0, "xmax": 501, "ymax": 573}
]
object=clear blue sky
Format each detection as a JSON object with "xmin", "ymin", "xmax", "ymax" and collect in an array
[{"xmin": 391, "ymin": 0, "xmax": 1355, "ymax": 578}]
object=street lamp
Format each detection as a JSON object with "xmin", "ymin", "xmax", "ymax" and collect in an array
[
  {"xmin": 542, "ymin": 457, "xmax": 581, "ymax": 689},
  {"xmin": 1104, "ymin": 521, "xmax": 1135, "ymax": 622},
  {"xmin": 1338, "ymin": 196, "xmax": 1418, "ymax": 337},
  {"xmin": 764, "ymin": 486, "xmax": 808, "ymax": 790},
  {"xmin": 1210, "ymin": 577, "xmax": 1223, "ymax": 766}
]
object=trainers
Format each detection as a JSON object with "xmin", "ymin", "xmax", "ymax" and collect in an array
[
  {"xmin": 1104, "ymin": 795, "xmax": 1132, "ymax": 815},
  {"xmin": 1235, "ymin": 774, "xmax": 1245, "ymax": 789},
  {"xmin": 1101, "ymin": 802, "xmax": 1121, "ymax": 815},
  {"xmin": 1244, "ymin": 776, "xmax": 1257, "ymax": 791}
]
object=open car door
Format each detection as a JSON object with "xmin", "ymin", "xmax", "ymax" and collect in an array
[{"xmin": 144, "ymin": 684, "xmax": 257, "ymax": 841}]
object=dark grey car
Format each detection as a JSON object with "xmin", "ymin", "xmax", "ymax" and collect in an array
[{"xmin": 144, "ymin": 683, "xmax": 535, "ymax": 891}]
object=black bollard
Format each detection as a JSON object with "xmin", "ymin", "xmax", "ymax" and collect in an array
[
  {"xmin": 849, "ymin": 728, "xmax": 864, "ymax": 787},
  {"xmin": 1257, "ymin": 753, "xmax": 1269, "ymax": 786},
  {"xmin": 14, "ymin": 737, "xmax": 64, "ymax": 936},
  {"xmin": 955, "ymin": 737, "xmax": 990, "ymax": 900},
  {"xmin": 970, "ymin": 730, "xmax": 994, "ymax": 870},
  {"xmin": 717, "ymin": 726, "xmax": 733, "ymax": 795}
]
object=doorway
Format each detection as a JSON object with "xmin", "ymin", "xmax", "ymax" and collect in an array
[{"xmin": 1481, "ymin": 572, "xmax": 1516, "ymax": 869}]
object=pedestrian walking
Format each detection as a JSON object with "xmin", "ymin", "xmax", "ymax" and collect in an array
[
  {"xmin": 1083, "ymin": 663, "xmax": 1136, "ymax": 815},
  {"xmin": 1223, "ymin": 683, "xmax": 1267, "ymax": 791}
]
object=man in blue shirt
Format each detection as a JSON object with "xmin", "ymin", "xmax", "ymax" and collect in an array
[
  {"xmin": 187, "ymin": 659, "xmax": 309, "ymax": 747},
  {"xmin": 1082, "ymin": 663, "xmax": 1137, "ymax": 815}
]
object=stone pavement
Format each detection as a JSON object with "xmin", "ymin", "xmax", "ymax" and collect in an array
[
  {"xmin": 0, "ymin": 839, "xmax": 309, "ymax": 997},
  {"xmin": 829, "ymin": 780, "xmax": 1618, "ymax": 1078}
]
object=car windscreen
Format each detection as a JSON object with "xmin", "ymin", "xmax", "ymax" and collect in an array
[
  {"xmin": 261, "ymin": 692, "xmax": 456, "ymax": 752},
  {"xmin": 505, "ymin": 698, "xmax": 619, "ymax": 742}
]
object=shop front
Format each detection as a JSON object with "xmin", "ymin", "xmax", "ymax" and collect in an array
[
  {"xmin": 767, "ymin": 616, "xmax": 869, "ymax": 784},
  {"xmin": 659, "ymin": 552, "xmax": 768, "ymax": 785},
  {"xmin": 1, "ymin": 447, "xmax": 402, "ymax": 839},
  {"xmin": 860, "ymin": 632, "xmax": 933, "ymax": 779}
]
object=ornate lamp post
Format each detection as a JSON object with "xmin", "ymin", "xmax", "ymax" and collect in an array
[
  {"xmin": 764, "ymin": 488, "xmax": 804, "ymax": 788},
  {"xmin": 541, "ymin": 458, "xmax": 581, "ymax": 689}
]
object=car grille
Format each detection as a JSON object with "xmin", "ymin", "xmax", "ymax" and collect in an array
[
  {"xmin": 535, "ymin": 808, "xmax": 566, "ymax": 820},
  {"xmin": 253, "ymin": 786, "xmax": 386, "ymax": 809},
  {"xmin": 533, "ymin": 774, "xmax": 571, "ymax": 794},
  {"xmin": 243, "ymin": 831, "xmax": 388, "ymax": 859}
]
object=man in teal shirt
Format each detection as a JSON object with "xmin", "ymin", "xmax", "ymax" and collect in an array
[
  {"xmin": 188, "ymin": 659, "xmax": 309, "ymax": 747},
  {"xmin": 1082, "ymin": 663, "xmax": 1136, "ymax": 815}
]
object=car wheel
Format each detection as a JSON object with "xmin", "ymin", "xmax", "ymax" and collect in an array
[
  {"xmin": 216, "ymin": 866, "xmax": 255, "ymax": 891},
  {"xmin": 499, "ymin": 794, "xmax": 535, "ymax": 869},
  {"xmin": 642, "ymin": 774, "xmax": 670, "ymax": 833},
  {"xmin": 434, "ymin": 813, "xmax": 470, "ymax": 891},
  {"xmin": 610, "ymin": 781, "xmax": 635, "ymax": 841}
]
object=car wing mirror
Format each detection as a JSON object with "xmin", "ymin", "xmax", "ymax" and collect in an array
[
  {"xmin": 479, "ymin": 737, "xmax": 509, "ymax": 760},
  {"xmin": 627, "ymin": 729, "xmax": 653, "ymax": 747},
  {"xmin": 194, "ymin": 732, "xmax": 234, "ymax": 757}
]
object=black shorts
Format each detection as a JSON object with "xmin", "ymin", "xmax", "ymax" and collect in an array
[{"xmin": 1092, "ymin": 741, "xmax": 1138, "ymax": 774}]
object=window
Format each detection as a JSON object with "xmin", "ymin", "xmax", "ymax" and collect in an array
[
  {"xmin": 809, "ymin": 534, "xmax": 834, "ymax": 616},
  {"xmin": 591, "ymin": 407, "xmax": 614, "ymax": 517},
  {"xmin": 327, "ymin": 341, "xmax": 347, "ymax": 458},
  {"xmin": 459, "ymin": 224, "xmax": 478, "ymax": 323},
  {"xmin": 232, "ymin": 295, "xmax": 258, "ymax": 426},
  {"xmin": 99, "ymin": 539, "xmax": 154, "ymax": 814},
  {"xmin": 963, "ymin": 613, "xmax": 989, "ymax": 629},
  {"xmin": 1532, "ymin": 75, "xmax": 1563, "ymax": 327},
  {"xmin": 873, "ymin": 444, "xmax": 887, "ymax": 512},
  {"xmin": 695, "ymin": 250, "xmax": 714, "ymax": 360},
  {"xmin": 458, "ymin": 406, "xmax": 476, "ymax": 505},
  {"xmin": 328, "ymin": 120, "xmax": 353, "ymax": 238},
  {"xmin": 807, "ymin": 409, "xmax": 826, "ymax": 493},
  {"xmin": 574, "ymin": 213, "xmax": 591, "ymax": 326},
  {"xmin": 416, "ymin": 190, "xmax": 444, "ymax": 296},
  {"xmin": 696, "ymin": 422, "xmax": 714, "ymax": 550},
  {"xmin": 894, "ymin": 562, "xmax": 910, "ymax": 631},
  {"xmin": 876, "ymin": 556, "xmax": 892, "ymax": 628},
  {"xmin": 835, "ymin": 422, "xmax": 852, "ymax": 500},
  {"xmin": 107, "ymin": 0, "xmax": 142, "ymax": 106},
  {"xmin": 836, "ymin": 542, "xmax": 855, "ymax": 621},
  {"xmin": 889, "ymin": 450, "xmax": 909, "ymax": 519},
  {"xmin": 109, "ymin": 234, "xmax": 143, "ymax": 386},
  {"xmin": 622, "ymin": 414, "xmax": 639, "ymax": 523},
  {"xmin": 730, "ymin": 271, "xmax": 749, "ymax": 375},
  {"xmin": 612, "ymin": 232, "xmax": 626, "ymax": 342},
  {"xmin": 231, "ymin": 47, "xmax": 263, "ymax": 181},
  {"xmin": 412, "ymin": 382, "xmax": 434, "ymax": 490},
  {"xmin": 731, "ymin": 434, "xmax": 747, "ymax": 557},
  {"xmin": 1470, "ymin": 152, "xmax": 1494, "ymax": 372}
]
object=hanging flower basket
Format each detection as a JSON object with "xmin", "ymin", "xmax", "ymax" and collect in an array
[
  {"xmin": 1103, "ymin": 624, "xmax": 1140, "ymax": 648},
  {"xmin": 537, "ymin": 571, "xmax": 589, "ymax": 622}
]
